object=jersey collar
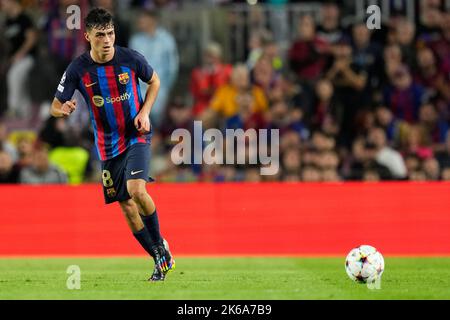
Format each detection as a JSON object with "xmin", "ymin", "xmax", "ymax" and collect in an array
[{"xmin": 86, "ymin": 46, "xmax": 117, "ymax": 65}]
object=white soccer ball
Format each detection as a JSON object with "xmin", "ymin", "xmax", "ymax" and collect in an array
[{"xmin": 345, "ymin": 245, "xmax": 384, "ymax": 283}]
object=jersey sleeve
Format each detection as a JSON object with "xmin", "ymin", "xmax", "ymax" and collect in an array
[
  {"xmin": 54, "ymin": 62, "xmax": 79, "ymax": 103},
  {"xmin": 132, "ymin": 49, "xmax": 154, "ymax": 83}
]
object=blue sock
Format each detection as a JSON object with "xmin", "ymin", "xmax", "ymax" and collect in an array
[
  {"xmin": 141, "ymin": 210, "xmax": 163, "ymax": 246},
  {"xmin": 133, "ymin": 226, "xmax": 154, "ymax": 257}
]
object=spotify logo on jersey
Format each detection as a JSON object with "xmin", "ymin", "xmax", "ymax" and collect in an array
[
  {"xmin": 92, "ymin": 93, "xmax": 131, "ymax": 107},
  {"xmin": 106, "ymin": 92, "xmax": 131, "ymax": 104},
  {"xmin": 92, "ymin": 95, "xmax": 105, "ymax": 107}
]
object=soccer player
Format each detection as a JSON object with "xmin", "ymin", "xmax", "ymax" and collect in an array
[{"xmin": 50, "ymin": 8, "xmax": 174, "ymax": 281}]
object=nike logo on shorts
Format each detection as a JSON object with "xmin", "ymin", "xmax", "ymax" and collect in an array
[{"xmin": 131, "ymin": 170, "xmax": 144, "ymax": 175}]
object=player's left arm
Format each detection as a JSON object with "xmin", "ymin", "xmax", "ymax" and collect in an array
[{"xmin": 134, "ymin": 71, "xmax": 160, "ymax": 133}]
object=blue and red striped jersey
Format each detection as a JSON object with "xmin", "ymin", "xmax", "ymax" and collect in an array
[{"xmin": 55, "ymin": 46, "xmax": 153, "ymax": 161}]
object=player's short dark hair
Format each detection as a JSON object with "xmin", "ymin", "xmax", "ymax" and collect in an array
[{"xmin": 85, "ymin": 7, "xmax": 114, "ymax": 31}]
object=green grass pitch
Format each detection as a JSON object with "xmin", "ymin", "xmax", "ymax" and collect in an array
[{"xmin": 0, "ymin": 257, "xmax": 449, "ymax": 299}]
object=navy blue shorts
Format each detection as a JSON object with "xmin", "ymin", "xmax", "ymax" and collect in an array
[{"xmin": 101, "ymin": 143, "xmax": 153, "ymax": 204}]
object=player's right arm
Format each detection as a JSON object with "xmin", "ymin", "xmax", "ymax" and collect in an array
[
  {"xmin": 50, "ymin": 98, "xmax": 77, "ymax": 118},
  {"xmin": 51, "ymin": 64, "xmax": 79, "ymax": 118}
]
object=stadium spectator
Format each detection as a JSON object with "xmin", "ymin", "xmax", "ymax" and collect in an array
[
  {"xmin": 325, "ymin": 39, "xmax": 367, "ymax": 146},
  {"xmin": 217, "ymin": 165, "xmax": 235, "ymax": 183},
  {"xmin": 301, "ymin": 147, "xmax": 317, "ymax": 167},
  {"xmin": 201, "ymin": 64, "xmax": 268, "ymax": 129},
  {"xmin": 190, "ymin": 42, "xmax": 232, "ymax": 116},
  {"xmin": 281, "ymin": 147, "xmax": 301, "ymax": 177},
  {"xmin": 441, "ymin": 167, "xmax": 450, "ymax": 180},
  {"xmin": 436, "ymin": 131, "xmax": 450, "ymax": 169},
  {"xmin": 279, "ymin": 130, "xmax": 302, "ymax": 153},
  {"xmin": 148, "ymin": 132, "xmax": 172, "ymax": 180},
  {"xmin": 320, "ymin": 112, "xmax": 340, "ymax": 138},
  {"xmin": 43, "ymin": 0, "xmax": 87, "ymax": 74},
  {"xmin": 311, "ymin": 79, "xmax": 336, "ymax": 130},
  {"xmin": 348, "ymin": 137, "xmax": 392, "ymax": 181},
  {"xmin": 383, "ymin": 65, "xmax": 425, "ymax": 123},
  {"xmin": 266, "ymin": 100, "xmax": 293, "ymax": 134},
  {"xmin": 288, "ymin": 105, "xmax": 309, "ymax": 141},
  {"xmin": 0, "ymin": 122, "xmax": 18, "ymax": 161},
  {"xmin": 2, "ymin": 0, "xmax": 38, "ymax": 118},
  {"xmin": 288, "ymin": 15, "xmax": 329, "ymax": 83},
  {"xmin": 301, "ymin": 165, "xmax": 321, "ymax": 182},
  {"xmin": 260, "ymin": 38, "xmax": 283, "ymax": 73},
  {"xmin": 321, "ymin": 168, "xmax": 340, "ymax": 182},
  {"xmin": 317, "ymin": 150, "xmax": 339, "ymax": 171},
  {"xmin": 374, "ymin": 105, "xmax": 408, "ymax": 147},
  {"xmin": 423, "ymin": 157, "xmax": 441, "ymax": 180},
  {"xmin": 244, "ymin": 166, "xmax": 263, "ymax": 183},
  {"xmin": 351, "ymin": 22, "xmax": 382, "ymax": 92},
  {"xmin": 383, "ymin": 43, "xmax": 404, "ymax": 84},
  {"xmin": 19, "ymin": 144, "xmax": 67, "ymax": 184},
  {"xmin": 159, "ymin": 97, "xmax": 193, "ymax": 143},
  {"xmin": 278, "ymin": 72, "xmax": 314, "ymax": 121},
  {"xmin": 409, "ymin": 170, "xmax": 428, "ymax": 181},
  {"xmin": 415, "ymin": 47, "xmax": 450, "ymax": 115},
  {"xmin": 246, "ymin": 30, "xmax": 283, "ymax": 74},
  {"xmin": 362, "ymin": 168, "xmax": 381, "ymax": 182},
  {"xmin": 0, "ymin": 24, "xmax": 7, "ymax": 116},
  {"xmin": 282, "ymin": 172, "xmax": 300, "ymax": 182},
  {"xmin": 401, "ymin": 125, "xmax": 433, "ymax": 160},
  {"xmin": 368, "ymin": 126, "xmax": 407, "ymax": 179},
  {"xmin": 129, "ymin": 9, "xmax": 179, "ymax": 128},
  {"xmin": 252, "ymin": 55, "xmax": 282, "ymax": 102},
  {"xmin": 47, "ymin": 145, "xmax": 90, "ymax": 184},
  {"xmin": 15, "ymin": 134, "xmax": 34, "ymax": 168},
  {"xmin": 353, "ymin": 109, "xmax": 376, "ymax": 138},
  {"xmin": 404, "ymin": 153, "xmax": 422, "ymax": 175},
  {"xmin": 246, "ymin": 30, "xmax": 271, "ymax": 70},
  {"xmin": 394, "ymin": 18, "xmax": 417, "ymax": 68},
  {"xmin": 317, "ymin": 1, "xmax": 343, "ymax": 46},
  {"xmin": 417, "ymin": 1, "xmax": 444, "ymax": 43},
  {"xmin": 0, "ymin": 150, "xmax": 21, "ymax": 183},
  {"xmin": 311, "ymin": 130, "xmax": 335, "ymax": 153},
  {"xmin": 429, "ymin": 12, "xmax": 450, "ymax": 73},
  {"xmin": 225, "ymin": 94, "xmax": 266, "ymax": 131},
  {"xmin": 131, "ymin": 0, "xmax": 179, "ymax": 10},
  {"xmin": 326, "ymin": 38, "xmax": 367, "ymax": 93},
  {"xmin": 38, "ymin": 116, "xmax": 70, "ymax": 149},
  {"xmin": 418, "ymin": 103, "xmax": 449, "ymax": 152}
]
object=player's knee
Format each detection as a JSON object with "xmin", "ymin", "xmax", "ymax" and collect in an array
[
  {"xmin": 119, "ymin": 199, "xmax": 135, "ymax": 211},
  {"xmin": 128, "ymin": 188, "xmax": 147, "ymax": 203},
  {"xmin": 119, "ymin": 201, "xmax": 138, "ymax": 221}
]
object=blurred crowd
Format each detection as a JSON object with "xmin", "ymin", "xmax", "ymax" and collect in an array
[{"xmin": 1, "ymin": 0, "xmax": 450, "ymax": 184}]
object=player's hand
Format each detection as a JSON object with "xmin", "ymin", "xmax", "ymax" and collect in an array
[
  {"xmin": 134, "ymin": 111, "xmax": 151, "ymax": 134},
  {"xmin": 61, "ymin": 99, "xmax": 77, "ymax": 117}
]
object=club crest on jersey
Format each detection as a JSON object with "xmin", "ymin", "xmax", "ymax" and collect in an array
[{"xmin": 118, "ymin": 72, "xmax": 129, "ymax": 85}]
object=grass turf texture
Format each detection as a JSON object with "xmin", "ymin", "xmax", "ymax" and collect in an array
[{"xmin": 0, "ymin": 257, "xmax": 449, "ymax": 300}]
